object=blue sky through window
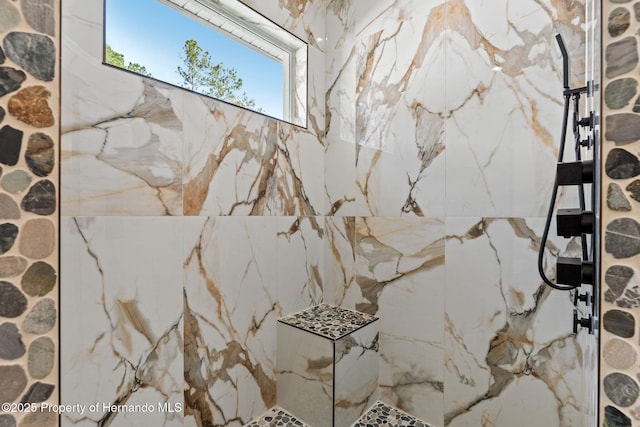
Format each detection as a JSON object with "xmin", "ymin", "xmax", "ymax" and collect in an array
[{"xmin": 105, "ymin": 0, "xmax": 284, "ymax": 119}]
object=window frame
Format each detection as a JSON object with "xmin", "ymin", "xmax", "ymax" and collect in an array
[{"xmin": 103, "ymin": 0, "xmax": 308, "ymax": 127}]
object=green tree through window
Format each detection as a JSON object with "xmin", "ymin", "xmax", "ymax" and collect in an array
[
  {"xmin": 105, "ymin": 44, "xmax": 153, "ymax": 77},
  {"xmin": 176, "ymin": 39, "xmax": 258, "ymax": 110},
  {"xmin": 106, "ymin": 41, "xmax": 259, "ymax": 111}
]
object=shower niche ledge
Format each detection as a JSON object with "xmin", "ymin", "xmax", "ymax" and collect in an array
[{"xmin": 276, "ymin": 304, "xmax": 380, "ymax": 427}]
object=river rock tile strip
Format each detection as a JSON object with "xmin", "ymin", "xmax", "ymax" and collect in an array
[
  {"xmin": 0, "ymin": 125, "xmax": 23, "ymax": 166},
  {"xmin": 20, "ymin": 381, "xmax": 54, "ymax": 404},
  {"xmin": 604, "ymin": 372, "xmax": 640, "ymax": 407},
  {"xmin": 0, "ymin": 2, "xmax": 58, "ymax": 425},
  {"xmin": 27, "ymin": 336, "xmax": 54, "ymax": 379},
  {"xmin": 605, "ymin": 405, "xmax": 631, "ymax": 427},
  {"xmin": 0, "ymin": 193, "xmax": 21, "ymax": 220},
  {"xmin": 605, "ymin": 218, "xmax": 640, "ymax": 258},
  {"xmin": 21, "ymin": 179, "xmax": 56, "ymax": 215},
  {"xmin": 606, "ymin": 148, "xmax": 640, "ymax": 178},
  {"xmin": 603, "ymin": 0, "xmax": 640, "ymax": 424},
  {"xmin": 21, "ymin": 261, "xmax": 56, "ymax": 296},
  {"xmin": 0, "ymin": 255, "xmax": 28, "ymax": 278},
  {"xmin": 605, "ymin": 113, "xmax": 640, "ymax": 144},
  {"xmin": 0, "ymin": 222, "xmax": 18, "ymax": 253},
  {"xmin": 20, "ymin": 411, "xmax": 55, "ymax": 427},
  {"xmin": 605, "ymin": 78, "xmax": 638, "ymax": 109},
  {"xmin": 0, "ymin": 0, "xmax": 20, "ymax": 32},
  {"xmin": 0, "ymin": 364, "xmax": 27, "ymax": 403},
  {"xmin": 0, "ymin": 66, "xmax": 26, "ymax": 97},
  {"xmin": 603, "ymin": 338, "xmax": 637, "ymax": 370},
  {"xmin": 0, "ymin": 280, "xmax": 27, "ymax": 317},
  {"xmin": 608, "ymin": 183, "xmax": 632, "ymax": 211},
  {"xmin": 0, "ymin": 414, "xmax": 16, "ymax": 427},
  {"xmin": 21, "ymin": 0, "xmax": 56, "ymax": 37},
  {"xmin": 19, "ymin": 218, "xmax": 55, "ymax": 259},
  {"xmin": 603, "ymin": 309, "xmax": 635, "ymax": 338},
  {"xmin": 0, "ymin": 322, "xmax": 25, "ymax": 360},
  {"xmin": 2, "ymin": 32, "xmax": 55, "ymax": 82},
  {"xmin": 245, "ymin": 407, "xmax": 308, "ymax": 427},
  {"xmin": 7, "ymin": 85, "xmax": 54, "ymax": 127},
  {"xmin": 626, "ymin": 180, "xmax": 640, "ymax": 201},
  {"xmin": 278, "ymin": 303, "xmax": 378, "ymax": 340},
  {"xmin": 606, "ymin": 36, "xmax": 639, "ymax": 78},
  {"xmin": 1, "ymin": 170, "xmax": 32, "ymax": 194},
  {"xmin": 25, "ymin": 133, "xmax": 54, "ymax": 177},
  {"xmin": 353, "ymin": 401, "xmax": 431, "ymax": 427},
  {"xmin": 609, "ymin": 7, "xmax": 631, "ymax": 36},
  {"xmin": 22, "ymin": 298, "xmax": 56, "ymax": 334},
  {"xmin": 605, "ymin": 265, "xmax": 635, "ymax": 301}
]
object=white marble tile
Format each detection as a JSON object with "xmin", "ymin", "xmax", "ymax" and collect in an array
[
  {"xmin": 182, "ymin": 95, "xmax": 325, "ymax": 216},
  {"xmin": 335, "ymin": 322, "xmax": 379, "ymax": 427},
  {"xmin": 183, "ymin": 217, "xmax": 279, "ymax": 427},
  {"xmin": 276, "ymin": 217, "xmax": 324, "ymax": 312},
  {"xmin": 444, "ymin": 0, "xmax": 585, "ymax": 217},
  {"xmin": 277, "ymin": 322, "xmax": 333, "ymax": 427},
  {"xmin": 353, "ymin": 0, "xmax": 446, "ymax": 217},
  {"xmin": 239, "ymin": 0, "xmax": 326, "ymax": 51},
  {"xmin": 274, "ymin": 123, "xmax": 324, "ymax": 216},
  {"xmin": 447, "ymin": 376, "xmax": 562, "ymax": 427},
  {"xmin": 182, "ymin": 99, "xmax": 279, "ymax": 216},
  {"xmin": 62, "ymin": 0, "xmax": 145, "ymax": 132},
  {"xmin": 306, "ymin": 44, "xmax": 326, "ymax": 143},
  {"xmin": 61, "ymin": 85, "xmax": 184, "ymax": 217},
  {"xmin": 353, "ymin": 217, "xmax": 445, "ymax": 423},
  {"xmin": 444, "ymin": 217, "xmax": 585, "ymax": 427},
  {"xmin": 62, "ymin": 0, "xmax": 184, "ymax": 216},
  {"xmin": 60, "ymin": 217, "xmax": 183, "ymax": 427},
  {"xmin": 323, "ymin": 217, "xmax": 359, "ymax": 307},
  {"xmin": 324, "ymin": 140, "xmax": 357, "ymax": 216},
  {"xmin": 325, "ymin": 1, "xmax": 357, "ymax": 217}
]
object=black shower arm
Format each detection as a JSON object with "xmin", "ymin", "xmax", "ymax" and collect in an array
[
  {"xmin": 556, "ymin": 34, "xmax": 589, "ymax": 96},
  {"xmin": 555, "ymin": 34, "xmax": 570, "ymax": 90}
]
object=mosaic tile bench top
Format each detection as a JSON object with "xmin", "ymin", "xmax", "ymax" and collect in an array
[
  {"xmin": 278, "ymin": 304, "xmax": 378, "ymax": 340},
  {"xmin": 245, "ymin": 407, "xmax": 309, "ymax": 427},
  {"xmin": 353, "ymin": 402, "xmax": 431, "ymax": 427},
  {"xmin": 245, "ymin": 402, "xmax": 430, "ymax": 427}
]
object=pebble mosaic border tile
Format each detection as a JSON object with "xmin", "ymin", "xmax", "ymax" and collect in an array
[
  {"xmin": 0, "ymin": 1, "xmax": 59, "ymax": 426},
  {"xmin": 602, "ymin": 1, "xmax": 640, "ymax": 426},
  {"xmin": 353, "ymin": 401, "xmax": 431, "ymax": 427},
  {"xmin": 278, "ymin": 303, "xmax": 378, "ymax": 340},
  {"xmin": 244, "ymin": 407, "xmax": 309, "ymax": 427}
]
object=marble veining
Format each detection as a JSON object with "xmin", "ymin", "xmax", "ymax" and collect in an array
[
  {"xmin": 444, "ymin": 218, "xmax": 585, "ymax": 427},
  {"xmin": 56, "ymin": 0, "xmax": 597, "ymax": 426},
  {"xmin": 63, "ymin": 0, "xmax": 326, "ymax": 218},
  {"xmin": 60, "ymin": 217, "xmax": 184, "ymax": 426},
  {"xmin": 184, "ymin": 217, "xmax": 323, "ymax": 426}
]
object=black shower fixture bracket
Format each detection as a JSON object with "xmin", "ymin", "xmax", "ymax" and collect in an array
[{"xmin": 538, "ymin": 34, "xmax": 599, "ymax": 335}]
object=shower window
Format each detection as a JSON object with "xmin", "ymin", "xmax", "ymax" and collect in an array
[{"xmin": 104, "ymin": 0, "xmax": 308, "ymax": 127}]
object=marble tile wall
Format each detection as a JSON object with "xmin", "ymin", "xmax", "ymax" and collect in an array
[
  {"xmin": 0, "ymin": 1, "xmax": 59, "ymax": 427},
  {"xmin": 58, "ymin": 0, "xmax": 602, "ymax": 426},
  {"xmin": 324, "ymin": 0, "xmax": 593, "ymax": 426},
  {"xmin": 61, "ymin": 0, "xmax": 325, "ymax": 426},
  {"xmin": 600, "ymin": 0, "xmax": 640, "ymax": 425}
]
